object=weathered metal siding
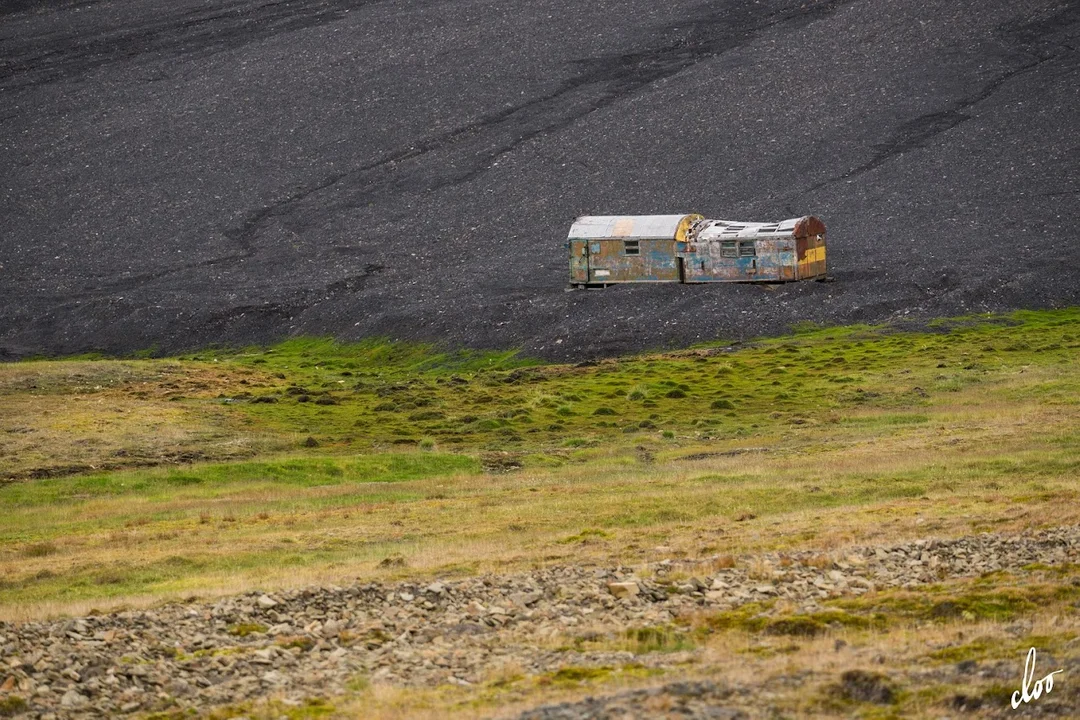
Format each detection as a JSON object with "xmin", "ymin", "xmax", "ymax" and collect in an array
[
  {"xmin": 569, "ymin": 240, "xmax": 589, "ymax": 283},
  {"xmin": 793, "ymin": 216, "xmax": 827, "ymax": 279},
  {"xmin": 681, "ymin": 237, "xmax": 787, "ymax": 282},
  {"xmin": 567, "ymin": 213, "xmax": 825, "ymax": 285},
  {"xmin": 586, "ymin": 238, "xmax": 680, "ymax": 283},
  {"xmin": 567, "ymin": 214, "xmax": 702, "ymax": 285}
]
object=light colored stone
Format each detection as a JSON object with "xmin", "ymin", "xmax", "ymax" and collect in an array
[
  {"xmin": 261, "ymin": 670, "xmax": 286, "ymax": 685},
  {"xmin": 607, "ymin": 581, "xmax": 640, "ymax": 598},
  {"xmin": 59, "ymin": 689, "xmax": 89, "ymax": 709},
  {"xmin": 511, "ymin": 591, "xmax": 543, "ymax": 608}
]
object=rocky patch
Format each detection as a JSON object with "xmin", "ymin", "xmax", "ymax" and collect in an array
[{"xmin": 0, "ymin": 526, "xmax": 1077, "ymax": 717}]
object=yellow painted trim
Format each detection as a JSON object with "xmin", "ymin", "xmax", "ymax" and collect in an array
[{"xmin": 797, "ymin": 245, "xmax": 827, "ymax": 278}]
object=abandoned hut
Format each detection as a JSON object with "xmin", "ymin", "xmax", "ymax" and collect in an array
[{"xmin": 568, "ymin": 214, "xmax": 827, "ymax": 287}]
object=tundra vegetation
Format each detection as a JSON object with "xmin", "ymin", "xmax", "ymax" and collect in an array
[{"xmin": 1, "ymin": 308, "xmax": 1078, "ymax": 717}]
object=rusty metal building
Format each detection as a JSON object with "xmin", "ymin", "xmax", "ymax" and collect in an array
[
  {"xmin": 567, "ymin": 215, "xmax": 704, "ymax": 285},
  {"xmin": 568, "ymin": 214, "xmax": 826, "ymax": 287}
]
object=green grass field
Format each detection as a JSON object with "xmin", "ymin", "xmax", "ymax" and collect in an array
[{"xmin": 2, "ymin": 309, "xmax": 1077, "ymax": 623}]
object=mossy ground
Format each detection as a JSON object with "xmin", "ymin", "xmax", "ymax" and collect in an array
[{"xmin": 2, "ymin": 309, "xmax": 1077, "ymax": 615}]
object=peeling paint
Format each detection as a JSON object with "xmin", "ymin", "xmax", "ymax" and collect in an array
[{"xmin": 568, "ymin": 214, "xmax": 827, "ymax": 286}]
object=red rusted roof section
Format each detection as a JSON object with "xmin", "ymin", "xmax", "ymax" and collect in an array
[{"xmin": 793, "ymin": 216, "xmax": 826, "ymax": 238}]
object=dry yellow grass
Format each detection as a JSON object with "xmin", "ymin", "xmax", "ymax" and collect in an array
[
  {"xmin": 1, "ymin": 413, "xmax": 1075, "ymax": 622},
  {"xmin": 0, "ymin": 359, "xmax": 287, "ymax": 480}
]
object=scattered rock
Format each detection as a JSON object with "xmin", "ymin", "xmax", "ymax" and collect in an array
[
  {"xmin": 831, "ymin": 669, "xmax": 895, "ymax": 704},
  {"xmin": 606, "ymin": 581, "xmax": 640, "ymax": 598},
  {"xmin": 59, "ymin": 690, "xmax": 89, "ymax": 710},
  {"xmin": 0, "ymin": 525, "xmax": 1075, "ymax": 717}
]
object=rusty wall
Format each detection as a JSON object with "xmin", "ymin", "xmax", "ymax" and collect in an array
[
  {"xmin": 679, "ymin": 238, "xmax": 794, "ymax": 283},
  {"xmin": 567, "ymin": 215, "xmax": 826, "ymax": 285},
  {"xmin": 585, "ymin": 239, "xmax": 680, "ymax": 283},
  {"xmin": 795, "ymin": 232, "xmax": 827, "ymax": 279},
  {"xmin": 569, "ymin": 240, "xmax": 589, "ymax": 283}
]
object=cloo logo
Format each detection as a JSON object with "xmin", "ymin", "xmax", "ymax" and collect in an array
[{"xmin": 1011, "ymin": 647, "xmax": 1064, "ymax": 709}]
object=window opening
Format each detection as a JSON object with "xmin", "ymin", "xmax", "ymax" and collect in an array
[{"xmin": 624, "ymin": 240, "xmax": 640, "ymax": 256}]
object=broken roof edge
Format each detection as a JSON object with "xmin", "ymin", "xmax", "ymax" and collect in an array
[
  {"xmin": 697, "ymin": 215, "xmax": 826, "ymax": 240},
  {"xmin": 569, "ymin": 214, "xmax": 825, "ymax": 242}
]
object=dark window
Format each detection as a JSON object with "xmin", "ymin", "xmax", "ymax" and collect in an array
[
  {"xmin": 624, "ymin": 240, "xmax": 640, "ymax": 256},
  {"xmin": 720, "ymin": 240, "xmax": 738, "ymax": 258},
  {"xmin": 738, "ymin": 242, "xmax": 757, "ymax": 257}
]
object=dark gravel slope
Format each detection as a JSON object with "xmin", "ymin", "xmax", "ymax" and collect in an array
[{"xmin": 1, "ymin": 0, "xmax": 1077, "ymax": 360}]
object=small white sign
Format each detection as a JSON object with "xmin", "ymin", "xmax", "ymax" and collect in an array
[{"xmin": 594, "ymin": 270, "xmax": 611, "ymax": 277}]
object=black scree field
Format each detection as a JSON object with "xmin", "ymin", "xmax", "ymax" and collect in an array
[{"xmin": 1, "ymin": 0, "xmax": 1078, "ymax": 360}]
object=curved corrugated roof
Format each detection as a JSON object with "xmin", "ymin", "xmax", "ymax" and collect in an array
[{"xmin": 568, "ymin": 215, "xmax": 698, "ymax": 240}]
